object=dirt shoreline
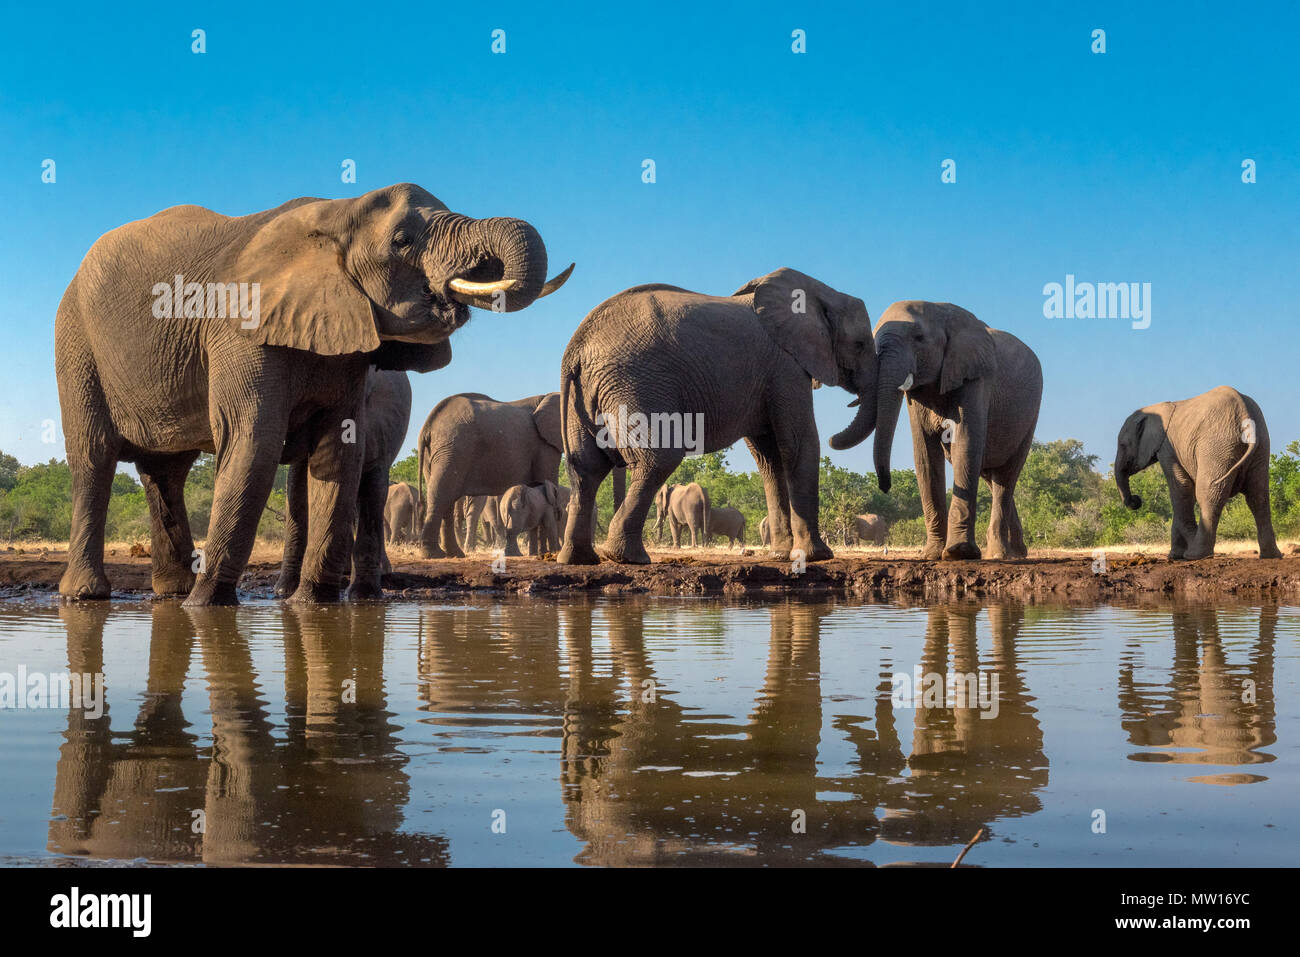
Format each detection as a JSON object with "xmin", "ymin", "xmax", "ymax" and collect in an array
[{"xmin": 3, "ymin": 547, "xmax": 1300, "ymax": 604}]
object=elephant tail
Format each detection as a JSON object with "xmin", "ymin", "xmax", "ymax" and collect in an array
[
  {"xmin": 1213, "ymin": 434, "xmax": 1257, "ymax": 493},
  {"xmin": 417, "ymin": 430, "xmax": 426, "ymax": 517}
]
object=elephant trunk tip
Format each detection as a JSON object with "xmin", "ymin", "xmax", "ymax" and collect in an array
[
  {"xmin": 877, "ymin": 471, "xmax": 891, "ymax": 494},
  {"xmin": 1125, "ymin": 495, "xmax": 1142, "ymax": 511}
]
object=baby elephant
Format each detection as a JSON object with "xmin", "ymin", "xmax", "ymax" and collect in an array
[
  {"xmin": 499, "ymin": 481, "xmax": 565, "ymax": 556},
  {"xmin": 708, "ymin": 506, "xmax": 746, "ymax": 546},
  {"xmin": 1115, "ymin": 386, "xmax": 1281, "ymax": 560}
]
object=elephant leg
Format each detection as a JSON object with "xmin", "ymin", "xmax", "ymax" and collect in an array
[
  {"xmin": 557, "ymin": 438, "xmax": 612, "ymax": 565},
  {"xmin": 346, "ymin": 465, "xmax": 388, "ymax": 601},
  {"xmin": 463, "ymin": 498, "xmax": 482, "ymax": 552},
  {"xmin": 440, "ymin": 511, "xmax": 465, "ymax": 558},
  {"xmin": 745, "ymin": 434, "xmax": 794, "ymax": 559},
  {"xmin": 942, "ymin": 398, "xmax": 987, "ymax": 561},
  {"xmin": 1187, "ymin": 478, "xmax": 1229, "ymax": 560},
  {"xmin": 606, "ymin": 463, "xmax": 676, "ymax": 564},
  {"xmin": 1245, "ymin": 460, "xmax": 1282, "ymax": 558},
  {"xmin": 287, "ymin": 424, "xmax": 365, "ymax": 603},
  {"xmin": 985, "ymin": 435, "xmax": 1032, "ymax": 560},
  {"xmin": 781, "ymin": 436, "xmax": 832, "ymax": 562},
  {"xmin": 136, "ymin": 451, "xmax": 200, "ymax": 596},
  {"xmin": 185, "ymin": 413, "xmax": 287, "ymax": 607},
  {"xmin": 527, "ymin": 526, "xmax": 540, "ymax": 556},
  {"xmin": 912, "ymin": 418, "xmax": 949, "ymax": 561},
  {"xmin": 1165, "ymin": 461, "xmax": 1196, "ymax": 560},
  {"xmin": 59, "ymin": 448, "xmax": 118, "ymax": 600},
  {"xmin": 275, "ymin": 461, "xmax": 309, "ymax": 598},
  {"xmin": 503, "ymin": 527, "xmax": 522, "ymax": 557}
]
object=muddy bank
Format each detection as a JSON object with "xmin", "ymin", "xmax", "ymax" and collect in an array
[{"xmin": 3, "ymin": 547, "xmax": 1300, "ymax": 603}]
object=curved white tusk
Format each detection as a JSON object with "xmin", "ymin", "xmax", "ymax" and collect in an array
[
  {"xmin": 898, "ymin": 373, "xmax": 914, "ymax": 392},
  {"xmin": 537, "ymin": 263, "xmax": 575, "ymax": 298},
  {"xmin": 448, "ymin": 276, "xmax": 525, "ymax": 300}
]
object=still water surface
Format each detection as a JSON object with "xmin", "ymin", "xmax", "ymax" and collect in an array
[{"xmin": 0, "ymin": 598, "xmax": 1295, "ymax": 866}]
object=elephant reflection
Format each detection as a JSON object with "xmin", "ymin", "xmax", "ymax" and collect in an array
[
  {"xmin": 877, "ymin": 603, "xmax": 1048, "ymax": 854},
  {"xmin": 1118, "ymin": 606, "xmax": 1277, "ymax": 782},
  {"xmin": 47, "ymin": 603, "xmax": 447, "ymax": 865}
]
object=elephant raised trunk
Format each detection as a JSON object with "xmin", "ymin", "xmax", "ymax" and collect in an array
[
  {"xmin": 873, "ymin": 346, "xmax": 912, "ymax": 493},
  {"xmin": 446, "ymin": 217, "xmax": 572, "ymax": 312}
]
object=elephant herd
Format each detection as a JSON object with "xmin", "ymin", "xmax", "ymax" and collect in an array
[{"xmin": 52, "ymin": 183, "xmax": 1283, "ymax": 606}]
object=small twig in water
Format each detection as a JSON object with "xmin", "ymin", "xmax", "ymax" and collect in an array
[{"xmin": 951, "ymin": 827, "xmax": 986, "ymax": 868}]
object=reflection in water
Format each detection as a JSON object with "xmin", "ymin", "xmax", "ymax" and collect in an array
[
  {"xmin": 1119, "ymin": 606, "xmax": 1277, "ymax": 784},
  {"xmin": 14, "ymin": 598, "xmax": 1294, "ymax": 866},
  {"xmin": 47, "ymin": 603, "xmax": 448, "ymax": 865}
]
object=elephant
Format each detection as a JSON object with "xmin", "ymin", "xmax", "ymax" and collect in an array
[
  {"xmin": 54, "ymin": 182, "xmax": 571, "ymax": 605},
  {"xmin": 707, "ymin": 506, "xmax": 746, "ymax": 546},
  {"xmin": 384, "ymin": 481, "xmax": 420, "ymax": 545},
  {"xmin": 499, "ymin": 481, "xmax": 565, "ymax": 555},
  {"xmin": 654, "ymin": 482, "xmax": 711, "ymax": 547},
  {"xmin": 1115, "ymin": 386, "xmax": 1281, "ymax": 560},
  {"xmin": 558, "ymin": 268, "xmax": 878, "ymax": 565},
  {"xmin": 760, "ymin": 515, "xmax": 771, "ymax": 546},
  {"xmin": 459, "ymin": 495, "xmax": 503, "ymax": 551},
  {"xmin": 852, "ymin": 513, "xmax": 890, "ymax": 546},
  {"xmin": 872, "ymin": 301, "xmax": 1042, "ymax": 561},
  {"xmin": 275, "ymin": 369, "xmax": 411, "ymax": 600},
  {"xmin": 416, "ymin": 392, "xmax": 563, "ymax": 558}
]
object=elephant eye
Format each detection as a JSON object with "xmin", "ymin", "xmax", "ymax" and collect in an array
[{"xmin": 392, "ymin": 231, "xmax": 412, "ymax": 249}]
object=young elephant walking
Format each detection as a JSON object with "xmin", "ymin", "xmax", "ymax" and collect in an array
[
  {"xmin": 558, "ymin": 268, "xmax": 878, "ymax": 565},
  {"xmin": 872, "ymin": 301, "xmax": 1042, "ymax": 560},
  {"xmin": 1114, "ymin": 386, "xmax": 1281, "ymax": 560}
]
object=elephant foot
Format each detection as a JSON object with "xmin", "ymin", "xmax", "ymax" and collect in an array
[
  {"xmin": 796, "ymin": 540, "xmax": 834, "ymax": 562},
  {"xmin": 602, "ymin": 542, "xmax": 652, "ymax": 565},
  {"xmin": 941, "ymin": 542, "xmax": 982, "ymax": 561},
  {"xmin": 1260, "ymin": 545, "xmax": 1283, "ymax": 560},
  {"xmin": 345, "ymin": 578, "xmax": 385, "ymax": 602},
  {"xmin": 273, "ymin": 575, "xmax": 298, "ymax": 599},
  {"xmin": 557, "ymin": 542, "xmax": 601, "ymax": 565},
  {"xmin": 921, "ymin": 542, "xmax": 945, "ymax": 561},
  {"xmin": 1183, "ymin": 548, "xmax": 1214, "ymax": 561},
  {"xmin": 767, "ymin": 548, "xmax": 791, "ymax": 562},
  {"xmin": 182, "ymin": 579, "xmax": 240, "ymax": 607},
  {"xmin": 152, "ymin": 570, "xmax": 196, "ymax": 597},
  {"xmin": 421, "ymin": 545, "xmax": 447, "ymax": 559},
  {"xmin": 287, "ymin": 580, "xmax": 342, "ymax": 604},
  {"xmin": 1168, "ymin": 551, "xmax": 1187, "ymax": 561},
  {"xmin": 59, "ymin": 567, "xmax": 111, "ymax": 601},
  {"xmin": 444, "ymin": 545, "xmax": 467, "ymax": 559}
]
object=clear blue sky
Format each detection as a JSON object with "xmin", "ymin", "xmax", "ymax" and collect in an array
[{"xmin": 2, "ymin": 1, "xmax": 1297, "ymax": 478}]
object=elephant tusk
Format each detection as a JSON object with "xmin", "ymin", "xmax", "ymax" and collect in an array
[
  {"xmin": 447, "ymin": 275, "xmax": 525, "ymax": 301},
  {"xmin": 537, "ymin": 262, "xmax": 575, "ymax": 298},
  {"xmin": 847, "ymin": 397, "xmax": 861, "ymax": 407},
  {"xmin": 898, "ymin": 373, "xmax": 914, "ymax": 392}
]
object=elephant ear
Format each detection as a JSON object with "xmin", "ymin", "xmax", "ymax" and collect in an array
[
  {"xmin": 232, "ymin": 199, "xmax": 381, "ymax": 355},
  {"xmin": 531, "ymin": 393, "xmax": 563, "ymax": 452},
  {"xmin": 370, "ymin": 339, "xmax": 451, "ymax": 373},
  {"xmin": 735, "ymin": 268, "xmax": 840, "ymax": 387},
  {"xmin": 1134, "ymin": 413, "xmax": 1166, "ymax": 466},
  {"xmin": 543, "ymin": 481, "xmax": 560, "ymax": 508},
  {"xmin": 939, "ymin": 308, "xmax": 998, "ymax": 394}
]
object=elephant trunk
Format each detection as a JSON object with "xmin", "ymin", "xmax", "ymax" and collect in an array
[
  {"xmin": 873, "ymin": 347, "xmax": 912, "ymax": 494},
  {"xmin": 1115, "ymin": 464, "xmax": 1142, "ymax": 510},
  {"xmin": 447, "ymin": 217, "xmax": 571, "ymax": 312}
]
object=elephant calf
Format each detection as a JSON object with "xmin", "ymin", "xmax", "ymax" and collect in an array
[
  {"xmin": 1115, "ymin": 386, "xmax": 1281, "ymax": 560},
  {"xmin": 851, "ymin": 513, "xmax": 890, "ymax": 546},
  {"xmin": 499, "ymin": 481, "xmax": 566, "ymax": 556},
  {"xmin": 707, "ymin": 506, "xmax": 746, "ymax": 547},
  {"xmin": 384, "ymin": 481, "xmax": 420, "ymax": 545},
  {"xmin": 654, "ymin": 482, "xmax": 710, "ymax": 547}
]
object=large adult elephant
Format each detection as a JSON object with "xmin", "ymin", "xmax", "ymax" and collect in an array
[
  {"xmin": 1115, "ymin": 386, "xmax": 1280, "ymax": 560},
  {"xmin": 872, "ymin": 302, "xmax": 1042, "ymax": 561},
  {"xmin": 416, "ymin": 393, "xmax": 563, "ymax": 557},
  {"xmin": 384, "ymin": 482, "xmax": 420, "ymax": 545},
  {"xmin": 558, "ymin": 268, "xmax": 878, "ymax": 565},
  {"xmin": 276, "ymin": 368, "xmax": 411, "ymax": 599},
  {"xmin": 654, "ymin": 482, "xmax": 710, "ymax": 547},
  {"xmin": 55, "ymin": 183, "xmax": 571, "ymax": 605}
]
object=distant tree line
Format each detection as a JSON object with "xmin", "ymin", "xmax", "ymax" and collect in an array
[{"xmin": 6, "ymin": 438, "xmax": 1300, "ymax": 548}]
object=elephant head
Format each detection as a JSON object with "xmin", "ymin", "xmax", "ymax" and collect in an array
[
  {"xmin": 232, "ymin": 183, "xmax": 573, "ymax": 371},
  {"xmin": 1114, "ymin": 409, "xmax": 1166, "ymax": 510},
  {"xmin": 871, "ymin": 301, "xmax": 997, "ymax": 492},
  {"xmin": 733, "ymin": 268, "xmax": 878, "ymax": 450}
]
